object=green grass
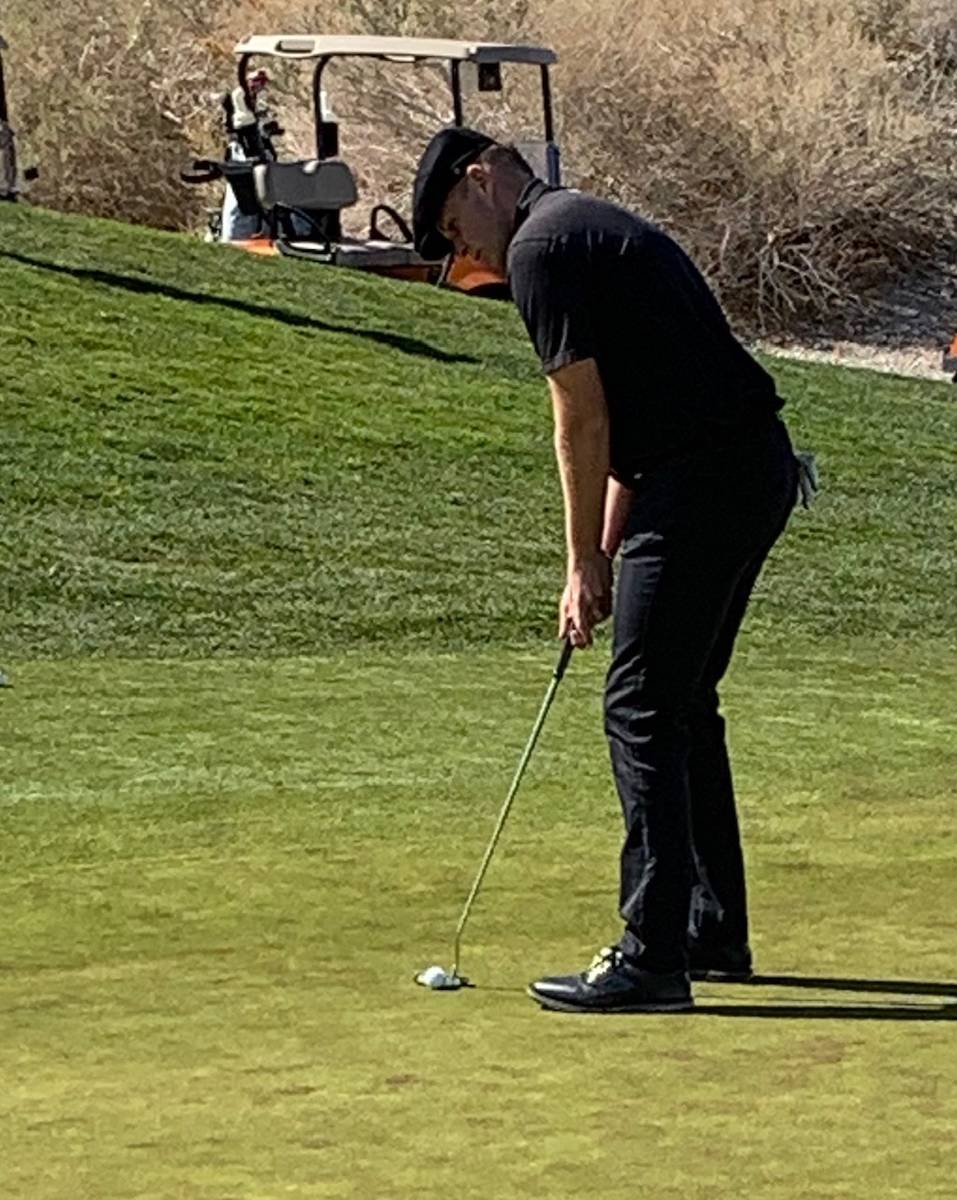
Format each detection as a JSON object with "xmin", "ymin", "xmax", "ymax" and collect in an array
[
  {"xmin": 2, "ymin": 205, "xmax": 956, "ymax": 1199},
  {"xmin": 2, "ymin": 203, "xmax": 956, "ymax": 656}
]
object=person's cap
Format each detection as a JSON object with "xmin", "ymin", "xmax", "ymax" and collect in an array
[{"xmin": 412, "ymin": 127, "xmax": 496, "ymax": 260}]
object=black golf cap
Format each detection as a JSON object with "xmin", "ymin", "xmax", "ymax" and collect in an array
[{"xmin": 412, "ymin": 127, "xmax": 496, "ymax": 260}]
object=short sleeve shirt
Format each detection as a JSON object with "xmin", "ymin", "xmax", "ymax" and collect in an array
[{"xmin": 507, "ymin": 180, "xmax": 782, "ymax": 479}]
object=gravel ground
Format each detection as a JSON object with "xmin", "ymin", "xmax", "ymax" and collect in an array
[
  {"xmin": 754, "ymin": 264, "xmax": 957, "ymax": 385},
  {"xmin": 757, "ymin": 337, "xmax": 952, "ymax": 383}
]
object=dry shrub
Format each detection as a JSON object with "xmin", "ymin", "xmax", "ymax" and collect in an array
[
  {"xmin": 4, "ymin": 0, "xmax": 957, "ymax": 331},
  {"xmin": 3, "ymin": 0, "xmax": 226, "ymax": 228},
  {"xmin": 855, "ymin": 0, "xmax": 957, "ymax": 67},
  {"xmin": 550, "ymin": 0, "xmax": 957, "ymax": 329}
]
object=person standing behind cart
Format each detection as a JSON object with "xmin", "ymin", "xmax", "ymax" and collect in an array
[{"xmin": 218, "ymin": 69, "xmax": 278, "ymax": 242}]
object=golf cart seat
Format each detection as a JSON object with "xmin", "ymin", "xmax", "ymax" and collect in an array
[
  {"xmin": 255, "ymin": 161, "xmax": 437, "ymax": 278},
  {"xmin": 252, "ymin": 158, "xmax": 358, "ymax": 212},
  {"xmin": 249, "ymin": 157, "xmax": 359, "ymax": 247}
]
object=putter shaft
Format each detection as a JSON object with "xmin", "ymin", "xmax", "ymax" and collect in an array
[{"xmin": 451, "ymin": 639, "xmax": 574, "ymax": 978}]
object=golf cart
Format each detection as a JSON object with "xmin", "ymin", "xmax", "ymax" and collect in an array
[
  {"xmin": 181, "ymin": 35, "xmax": 560, "ymax": 296},
  {"xmin": 0, "ymin": 34, "xmax": 37, "ymax": 201},
  {"xmin": 943, "ymin": 331, "xmax": 957, "ymax": 383}
]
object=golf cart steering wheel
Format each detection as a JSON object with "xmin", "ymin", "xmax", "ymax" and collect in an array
[{"xmin": 369, "ymin": 203, "xmax": 414, "ymax": 245}]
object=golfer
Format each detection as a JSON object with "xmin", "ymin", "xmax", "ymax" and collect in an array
[{"xmin": 413, "ymin": 129, "xmax": 799, "ymax": 1013}]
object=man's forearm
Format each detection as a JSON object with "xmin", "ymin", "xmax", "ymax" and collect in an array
[
  {"xmin": 554, "ymin": 411, "xmax": 609, "ymax": 563},
  {"xmin": 546, "ymin": 360, "xmax": 614, "ymax": 646},
  {"xmin": 548, "ymin": 360, "xmax": 610, "ymax": 564}
]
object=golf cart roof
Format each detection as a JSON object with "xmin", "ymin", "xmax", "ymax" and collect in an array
[{"xmin": 234, "ymin": 35, "xmax": 556, "ymax": 66}]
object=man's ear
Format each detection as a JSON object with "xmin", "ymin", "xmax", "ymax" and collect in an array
[{"xmin": 464, "ymin": 160, "xmax": 491, "ymax": 191}]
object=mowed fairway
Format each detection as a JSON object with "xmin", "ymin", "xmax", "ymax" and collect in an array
[{"xmin": 2, "ymin": 205, "xmax": 956, "ymax": 1198}]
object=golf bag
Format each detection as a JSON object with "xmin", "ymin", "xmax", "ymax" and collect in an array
[
  {"xmin": 217, "ymin": 81, "xmax": 282, "ymax": 241},
  {"xmin": 183, "ymin": 75, "xmax": 331, "ymax": 245}
]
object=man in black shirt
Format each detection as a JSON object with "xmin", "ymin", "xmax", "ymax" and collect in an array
[{"xmin": 413, "ymin": 128, "xmax": 799, "ymax": 1014}]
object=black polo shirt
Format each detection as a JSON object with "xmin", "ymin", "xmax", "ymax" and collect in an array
[{"xmin": 507, "ymin": 180, "xmax": 782, "ymax": 479}]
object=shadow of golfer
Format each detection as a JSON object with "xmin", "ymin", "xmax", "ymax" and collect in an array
[
  {"xmin": 484, "ymin": 971, "xmax": 957, "ymax": 1020},
  {"xmin": 1, "ymin": 251, "xmax": 479, "ymax": 366},
  {"xmin": 747, "ymin": 973, "xmax": 957, "ymax": 998},
  {"xmin": 695, "ymin": 1001, "xmax": 957, "ymax": 1021},
  {"xmin": 693, "ymin": 972, "xmax": 957, "ymax": 1020}
]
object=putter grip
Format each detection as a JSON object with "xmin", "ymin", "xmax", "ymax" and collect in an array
[{"xmin": 553, "ymin": 638, "xmax": 574, "ymax": 681}]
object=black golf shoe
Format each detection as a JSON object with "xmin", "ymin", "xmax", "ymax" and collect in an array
[
  {"xmin": 687, "ymin": 941, "xmax": 753, "ymax": 982},
  {"xmin": 528, "ymin": 946, "xmax": 693, "ymax": 1014}
]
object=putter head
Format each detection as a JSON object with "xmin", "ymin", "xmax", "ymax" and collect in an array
[{"xmin": 414, "ymin": 965, "xmax": 471, "ymax": 991}]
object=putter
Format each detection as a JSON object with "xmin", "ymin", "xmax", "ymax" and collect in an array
[{"xmin": 415, "ymin": 637, "xmax": 574, "ymax": 991}]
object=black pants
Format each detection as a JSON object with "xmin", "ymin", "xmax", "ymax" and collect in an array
[{"xmin": 605, "ymin": 419, "xmax": 798, "ymax": 973}]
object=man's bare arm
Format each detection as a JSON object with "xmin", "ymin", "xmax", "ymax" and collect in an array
[
  {"xmin": 547, "ymin": 358, "xmax": 613, "ymax": 646},
  {"xmin": 549, "ymin": 358, "xmax": 609, "ymax": 560}
]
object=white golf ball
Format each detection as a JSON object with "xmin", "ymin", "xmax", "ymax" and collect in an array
[{"xmin": 419, "ymin": 965, "xmax": 449, "ymax": 988}]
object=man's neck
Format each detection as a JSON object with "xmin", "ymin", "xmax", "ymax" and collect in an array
[{"xmin": 509, "ymin": 177, "xmax": 550, "ymax": 244}]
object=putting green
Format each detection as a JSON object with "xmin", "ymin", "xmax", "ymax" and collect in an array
[
  {"xmin": 3, "ymin": 642, "xmax": 954, "ymax": 1198},
  {"xmin": 2, "ymin": 204, "xmax": 955, "ymax": 1197}
]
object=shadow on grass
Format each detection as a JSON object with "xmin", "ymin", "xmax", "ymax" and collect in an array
[
  {"xmin": 696, "ymin": 1002, "xmax": 956, "ymax": 1021},
  {"xmin": 1, "ymin": 251, "xmax": 479, "ymax": 366},
  {"xmin": 695, "ymin": 972, "xmax": 957, "ymax": 1020},
  {"xmin": 748, "ymin": 973, "xmax": 957, "ymax": 998},
  {"xmin": 484, "ymin": 972, "xmax": 957, "ymax": 1020}
]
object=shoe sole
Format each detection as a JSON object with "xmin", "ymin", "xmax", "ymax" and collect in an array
[
  {"xmin": 527, "ymin": 986, "xmax": 694, "ymax": 1014},
  {"xmin": 690, "ymin": 969, "xmax": 753, "ymax": 983}
]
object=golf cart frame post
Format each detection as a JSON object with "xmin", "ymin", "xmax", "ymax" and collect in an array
[
  {"xmin": 0, "ymin": 36, "xmax": 9, "ymax": 124},
  {"xmin": 234, "ymin": 36, "xmax": 559, "ymax": 177}
]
